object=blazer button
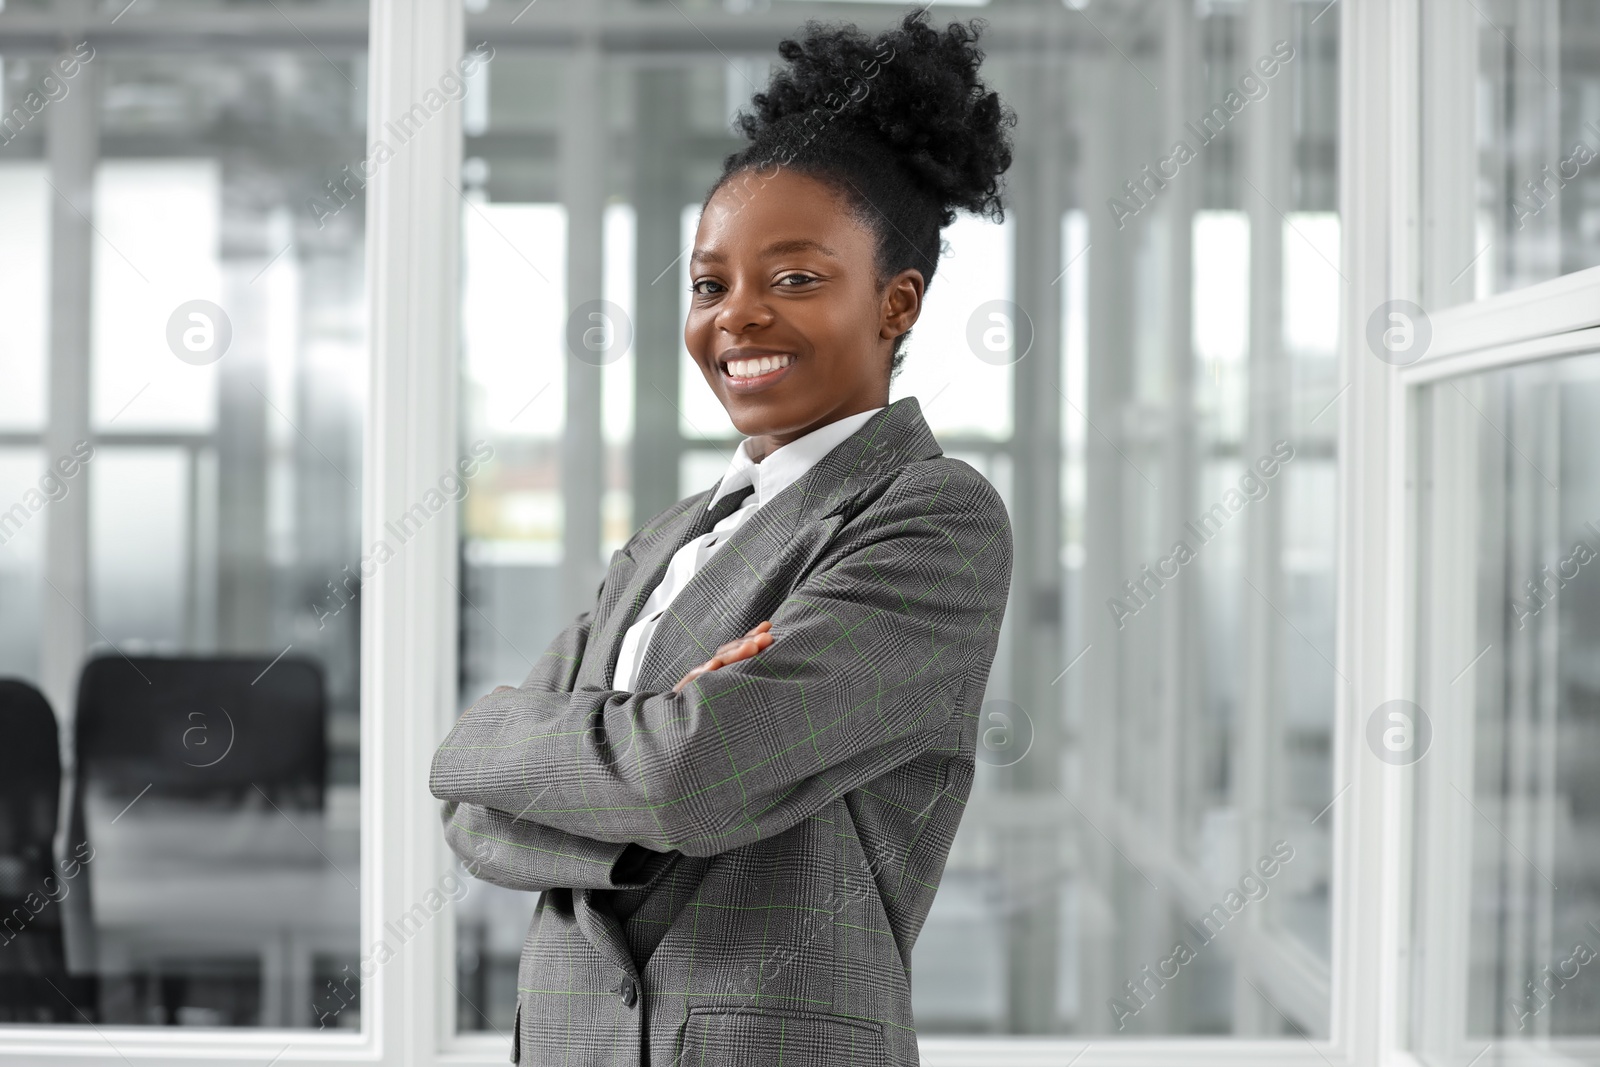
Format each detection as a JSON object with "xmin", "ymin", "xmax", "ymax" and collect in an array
[{"xmin": 619, "ymin": 976, "xmax": 639, "ymax": 1008}]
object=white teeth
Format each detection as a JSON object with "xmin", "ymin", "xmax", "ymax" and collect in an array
[{"xmin": 726, "ymin": 354, "xmax": 793, "ymax": 378}]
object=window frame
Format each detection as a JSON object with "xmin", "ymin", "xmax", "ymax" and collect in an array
[
  {"xmin": 1402, "ymin": 277, "xmax": 1600, "ymax": 1067},
  {"xmin": 1397, "ymin": 0, "xmax": 1600, "ymax": 1052},
  {"xmin": 1398, "ymin": 0, "xmax": 1600, "ymax": 1059}
]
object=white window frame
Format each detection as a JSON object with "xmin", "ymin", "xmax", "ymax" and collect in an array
[
  {"xmin": 1402, "ymin": 269, "xmax": 1600, "ymax": 1067},
  {"xmin": 0, "ymin": 0, "xmax": 1533, "ymax": 1063},
  {"xmin": 1386, "ymin": 0, "xmax": 1600, "ymax": 1063},
  {"xmin": 1397, "ymin": 0, "xmax": 1600, "ymax": 1042}
]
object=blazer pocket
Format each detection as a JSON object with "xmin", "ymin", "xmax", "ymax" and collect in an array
[{"xmin": 676, "ymin": 1005, "xmax": 887, "ymax": 1067}]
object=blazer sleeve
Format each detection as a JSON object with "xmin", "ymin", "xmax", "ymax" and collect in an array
[
  {"xmin": 440, "ymin": 595, "xmax": 676, "ymax": 891},
  {"xmin": 429, "ymin": 464, "xmax": 1012, "ymax": 859},
  {"xmin": 441, "ymin": 797, "xmax": 677, "ymax": 893}
]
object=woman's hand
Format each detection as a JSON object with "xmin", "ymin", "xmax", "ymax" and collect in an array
[
  {"xmin": 475, "ymin": 620, "xmax": 775, "ymax": 702},
  {"xmin": 673, "ymin": 620, "xmax": 773, "ymax": 695}
]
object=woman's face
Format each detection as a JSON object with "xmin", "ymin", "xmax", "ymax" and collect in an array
[{"xmin": 685, "ymin": 167, "xmax": 923, "ymax": 457}]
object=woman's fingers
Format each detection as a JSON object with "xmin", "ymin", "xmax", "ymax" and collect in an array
[
  {"xmin": 711, "ymin": 620, "xmax": 773, "ymax": 660},
  {"xmin": 673, "ymin": 623, "xmax": 775, "ymax": 694},
  {"xmin": 673, "ymin": 663, "xmax": 712, "ymax": 694},
  {"xmin": 485, "ymin": 626, "xmax": 776, "ymax": 700},
  {"xmin": 713, "ymin": 632, "xmax": 773, "ymax": 666}
]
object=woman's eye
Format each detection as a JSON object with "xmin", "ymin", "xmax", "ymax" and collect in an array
[
  {"xmin": 690, "ymin": 279, "xmax": 724, "ymax": 296},
  {"xmin": 778, "ymin": 273, "xmax": 816, "ymax": 287}
]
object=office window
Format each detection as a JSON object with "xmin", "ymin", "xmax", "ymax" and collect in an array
[
  {"xmin": 1414, "ymin": 355, "xmax": 1600, "ymax": 1051},
  {"xmin": 1407, "ymin": 2, "xmax": 1600, "ymax": 1058},
  {"xmin": 0, "ymin": 15, "xmax": 367, "ymax": 1031},
  {"xmin": 450, "ymin": 0, "xmax": 1339, "ymax": 1042},
  {"xmin": 1464, "ymin": 0, "xmax": 1600, "ymax": 298}
]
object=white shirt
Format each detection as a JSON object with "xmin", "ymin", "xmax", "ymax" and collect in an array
[{"xmin": 610, "ymin": 406, "xmax": 886, "ymax": 691}]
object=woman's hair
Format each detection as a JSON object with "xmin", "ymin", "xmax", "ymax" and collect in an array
[{"xmin": 708, "ymin": 9, "xmax": 1017, "ymax": 381}]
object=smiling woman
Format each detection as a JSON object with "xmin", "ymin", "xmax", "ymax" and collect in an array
[
  {"xmin": 685, "ymin": 9, "xmax": 1014, "ymax": 454},
  {"xmin": 686, "ymin": 175, "xmax": 908, "ymax": 433},
  {"xmin": 433, "ymin": 9, "xmax": 1017, "ymax": 1066}
]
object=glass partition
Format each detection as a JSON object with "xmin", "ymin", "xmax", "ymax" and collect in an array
[
  {"xmin": 0, "ymin": 10, "xmax": 367, "ymax": 1030},
  {"xmin": 451, "ymin": 0, "xmax": 1339, "ymax": 1040},
  {"xmin": 1439, "ymin": 0, "xmax": 1600, "ymax": 304},
  {"xmin": 1412, "ymin": 350, "xmax": 1600, "ymax": 1060}
]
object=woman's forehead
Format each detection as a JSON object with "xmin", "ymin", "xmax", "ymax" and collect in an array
[{"xmin": 695, "ymin": 172, "xmax": 873, "ymax": 259}]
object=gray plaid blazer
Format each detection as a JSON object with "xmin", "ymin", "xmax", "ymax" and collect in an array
[{"xmin": 430, "ymin": 395, "xmax": 1012, "ymax": 1066}]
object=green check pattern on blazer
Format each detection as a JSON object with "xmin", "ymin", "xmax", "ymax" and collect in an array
[{"xmin": 430, "ymin": 395, "xmax": 1013, "ymax": 1066}]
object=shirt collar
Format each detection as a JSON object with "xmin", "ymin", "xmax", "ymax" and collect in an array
[{"xmin": 706, "ymin": 405, "xmax": 887, "ymax": 512}]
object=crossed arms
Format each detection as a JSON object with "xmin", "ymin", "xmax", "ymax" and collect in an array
[{"xmin": 431, "ymin": 467, "xmax": 1012, "ymax": 890}]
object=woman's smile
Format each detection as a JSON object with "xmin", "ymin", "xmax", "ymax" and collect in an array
[{"xmin": 719, "ymin": 349, "xmax": 798, "ymax": 391}]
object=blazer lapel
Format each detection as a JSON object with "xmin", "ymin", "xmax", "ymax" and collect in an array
[
  {"xmin": 629, "ymin": 395, "xmax": 943, "ymax": 692},
  {"xmin": 578, "ymin": 490, "xmax": 720, "ymax": 691},
  {"xmin": 577, "ymin": 395, "xmax": 941, "ymax": 694}
]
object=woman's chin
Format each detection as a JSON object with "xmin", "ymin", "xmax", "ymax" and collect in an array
[{"xmin": 721, "ymin": 395, "xmax": 794, "ymax": 432}]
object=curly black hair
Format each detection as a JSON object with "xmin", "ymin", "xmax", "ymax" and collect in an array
[{"xmin": 707, "ymin": 9, "xmax": 1017, "ymax": 382}]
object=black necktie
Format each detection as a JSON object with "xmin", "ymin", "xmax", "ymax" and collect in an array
[{"xmin": 689, "ymin": 481, "xmax": 756, "ymax": 541}]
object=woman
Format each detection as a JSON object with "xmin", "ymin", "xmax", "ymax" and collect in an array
[{"xmin": 431, "ymin": 10, "xmax": 1015, "ymax": 1065}]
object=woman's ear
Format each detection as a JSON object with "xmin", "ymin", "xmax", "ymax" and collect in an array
[{"xmin": 879, "ymin": 268, "xmax": 924, "ymax": 341}]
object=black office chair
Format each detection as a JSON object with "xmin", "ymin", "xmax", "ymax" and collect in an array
[
  {"xmin": 71, "ymin": 655, "xmax": 327, "ymax": 806},
  {"xmin": 66, "ymin": 654, "xmax": 328, "ymax": 1026},
  {"xmin": 0, "ymin": 678, "xmax": 96, "ymax": 1023}
]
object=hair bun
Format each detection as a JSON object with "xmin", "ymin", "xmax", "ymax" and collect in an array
[{"xmin": 734, "ymin": 9, "xmax": 1016, "ymax": 225}]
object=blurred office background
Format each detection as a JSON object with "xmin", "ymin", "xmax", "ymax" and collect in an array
[
  {"xmin": 450, "ymin": 0, "xmax": 1345, "ymax": 1038},
  {"xmin": 0, "ymin": 0, "xmax": 368, "ymax": 1029},
  {"xmin": 0, "ymin": 0, "xmax": 1596, "ymax": 1060}
]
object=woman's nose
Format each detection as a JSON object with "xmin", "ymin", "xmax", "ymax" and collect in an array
[{"xmin": 713, "ymin": 281, "xmax": 776, "ymax": 334}]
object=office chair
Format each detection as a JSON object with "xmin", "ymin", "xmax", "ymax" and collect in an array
[
  {"xmin": 0, "ymin": 678, "xmax": 95, "ymax": 1022},
  {"xmin": 66, "ymin": 654, "xmax": 328, "ymax": 1026},
  {"xmin": 72, "ymin": 655, "xmax": 326, "ymax": 806}
]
